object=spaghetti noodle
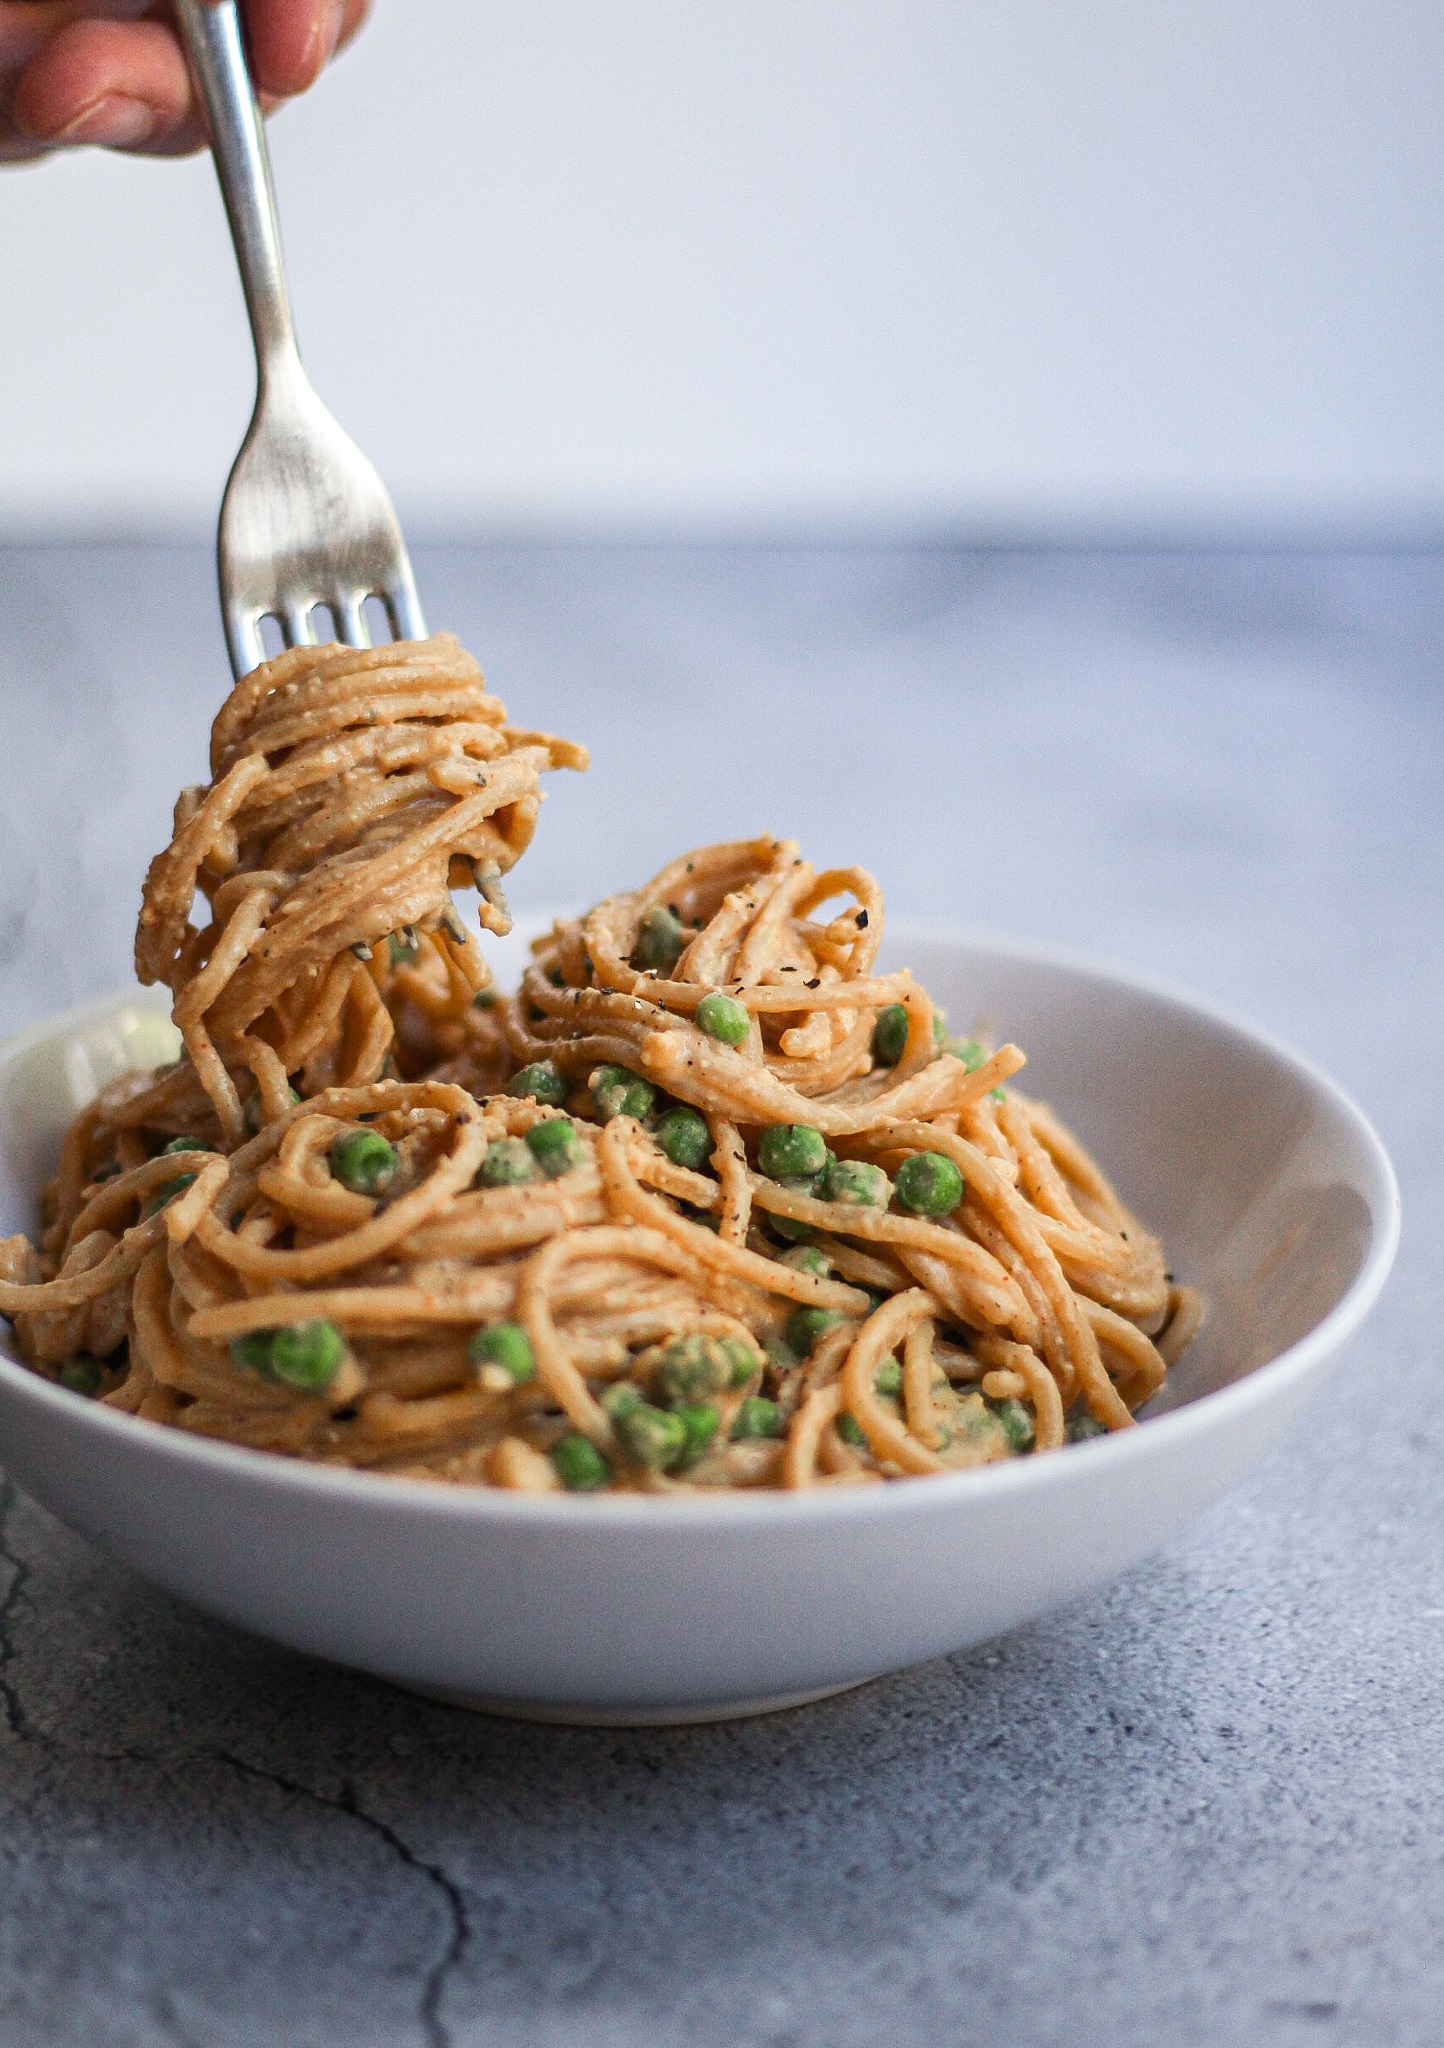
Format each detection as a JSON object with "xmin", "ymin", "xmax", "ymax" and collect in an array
[{"xmin": 0, "ymin": 635, "xmax": 1201, "ymax": 1493}]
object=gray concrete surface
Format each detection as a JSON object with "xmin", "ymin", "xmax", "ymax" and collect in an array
[{"xmin": 0, "ymin": 540, "xmax": 1438, "ymax": 2047}]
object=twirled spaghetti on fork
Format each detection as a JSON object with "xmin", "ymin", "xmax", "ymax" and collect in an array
[{"xmin": 0, "ymin": 636, "xmax": 1201, "ymax": 1492}]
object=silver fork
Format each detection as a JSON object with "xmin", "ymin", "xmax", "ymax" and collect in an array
[{"xmin": 174, "ymin": 0, "xmax": 425, "ymax": 679}]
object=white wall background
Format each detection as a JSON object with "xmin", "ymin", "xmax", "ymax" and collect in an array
[{"xmin": 0, "ymin": 0, "xmax": 1439, "ymax": 536}]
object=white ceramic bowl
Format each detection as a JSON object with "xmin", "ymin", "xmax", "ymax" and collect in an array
[{"xmin": 0, "ymin": 936, "xmax": 1399, "ymax": 1724}]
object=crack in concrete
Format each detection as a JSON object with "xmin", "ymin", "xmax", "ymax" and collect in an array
[
  {"xmin": 0, "ymin": 1488, "xmax": 468, "ymax": 2041},
  {"xmin": 90, "ymin": 1741, "xmax": 472, "ymax": 2048},
  {"xmin": 205, "ymin": 1750, "xmax": 469, "ymax": 2048}
]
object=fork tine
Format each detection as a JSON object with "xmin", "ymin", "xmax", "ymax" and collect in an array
[
  {"xmin": 387, "ymin": 570, "xmax": 427, "ymax": 644},
  {"xmin": 335, "ymin": 596, "xmax": 366, "ymax": 647},
  {"xmin": 281, "ymin": 603, "xmax": 313, "ymax": 650},
  {"xmin": 334, "ymin": 594, "xmax": 368, "ymax": 648},
  {"xmin": 227, "ymin": 609, "xmax": 266, "ymax": 680}
]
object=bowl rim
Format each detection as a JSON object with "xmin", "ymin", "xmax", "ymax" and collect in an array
[{"xmin": 0, "ymin": 938, "xmax": 1401, "ymax": 1536}]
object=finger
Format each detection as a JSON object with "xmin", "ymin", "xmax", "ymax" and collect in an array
[
  {"xmin": 243, "ymin": 0, "xmax": 369, "ymax": 99},
  {"xmin": 0, "ymin": 5, "xmax": 79, "ymax": 78},
  {"xmin": 0, "ymin": 3, "xmax": 154, "ymax": 96},
  {"xmin": 12, "ymin": 15, "xmax": 196, "ymax": 153},
  {"xmin": 0, "ymin": 1, "xmax": 83, "ymax": 153},
  {"xmin": 5, "ymin": 0, "xmax": 369, "ymax": 161}
]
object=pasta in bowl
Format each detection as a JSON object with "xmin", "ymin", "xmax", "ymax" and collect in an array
[
  {"xmin": 6, "ymin": 857, "xmax": 1203, "ymax": 1490},
  {"xmin": 0, "ymin": 637, "xmax": 1397, "ymax": 1718}
]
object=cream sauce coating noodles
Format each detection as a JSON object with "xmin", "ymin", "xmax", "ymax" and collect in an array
[{"xmin": 0, "ymin": 635, "xmax": 1201, "ymax": 1492}]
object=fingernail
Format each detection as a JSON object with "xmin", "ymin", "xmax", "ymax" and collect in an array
[{"xmin": 52, "ymin": 96, "xmax": 156, "ymax": 149}]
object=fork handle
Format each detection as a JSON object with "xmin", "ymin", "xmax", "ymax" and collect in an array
[{"xmin": 173, "ymin": 0, "xmax": 299, "ymax": 384}]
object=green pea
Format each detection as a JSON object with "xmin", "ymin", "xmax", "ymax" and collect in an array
[
  {"xmin": 673, "ymin": 1402, "xmax": 720, "ymax": 1469},
  {"xmin": 767, "ymin": 1203, "xmax": 816, "ymax": 1245},
  {"xmin": 720, "ymin": 1336, "xmax": 760, "ymax": 1387},
  {"xmin": 731, "ymin": 1396, "xmax": 783, "ymax": 1441},
  {"xmin": 988, "ymin": 1396, "xmax": 1036, "ymax": 1454},
  {"xmin": 836, "ymin": 1413, "xmax": 867, "ymax": 1448},
  {"xmin": 758, "ymin": 1123, "xmax": 828, "ymax": 1181},
  {"xmin": 946, "ymin": 1036, "xmax": 987, "ymax": 1073},
  {"xmin": 329, "ymin": 1127, "xmax": 399, "ymax": 1197},
  {"xmin": 162, "ymin": 1135, "xmax": 214, "ymax": 1156},
  {"xmin": 230, "ymin": 1329, "xmax": 277, "ymax": 1376},
  {"xmin": 695, "ymin": 991, "xmax": 750, "ymax": 1046},
  {"xmin": 144, "ymin": 1173, "xmax": 196, "ymax": 1217},
  {"xmin": 271, "ymin": 1320, "xmax": 348, "ymax": 1392},
  {"xmin": 552, "ymin": 1433, "xmax": 611, "ymax": 1491},
  {"xmin": 778, "ymin": 1244, "xmax": 831, "ymax": 1279},
  {"xmin": 472, "ymin": 988, "xmax": 499, "ymax": 1010},
  {"xmin": 1066, "ymin": 1409, "xmax": 1109, "ymax": 1444},
  {"xmin": 635, "ymin": 905, "xmax": 687, "ymax": 972},
  {"xmin": 506, "ymin": 1060, "xmax": 568, "ymax": 1106},
  {"xmin": 932, "ymin": 1010, "xmax": 948, "ymax": 1043},
  {"xmin": 231, "ymin": 1319, "xmax": 347, "ymax": 1393},
  {"xmin": 600, "ymin": 1382, "xmax": 643, "ymax": 1419},
  {"xmin": 590, "ymin": 1064, "xmax": 656, "ymax": 1122},
  {"xmin": 477, "ymin": 1136, "xmax": 538, "ymax": 1187},
  {"xmin": 613, "ymin": 1399, "xmax": 688, "ymax": 1470},
  {"xmin": 871, "ymin": 1004, "xmax": 909, "ymax": 1067},
  {"xmin": 654, "ymin": 1334, "xmax": 733, "ymax": 1404},
  {"xmin": 873, "ymin": 1358, "xmax": 903, "ymax": 1397},
  {"xmin": 894, "ymin": 1151, "xmax": 965, "ymax": 1217},
  {"xmin": 525, "ymin": 1117, "xmax": 584, "ymax": 1178},
  {"xmin": 654, "ymin": 1106, "xmax": 711, "ymax": 1171},
  {"xmin": 58, "ymin": 1357, "xmax": 105, "ymax": 1398},
  {"xmin": 387, "ymin": 930, "xmax": 420, "ymax": 967},
  {"xmin": 785, "ymin": 1306, "xmax": 844, "ymax": 1355},
  {"xmin": 469, "ymin": 1322, "xmax": 535, "ymax": 1387},
  {"xmin": 821, "ymin": 1158, "xmax": 892, "ymax": 1209}
]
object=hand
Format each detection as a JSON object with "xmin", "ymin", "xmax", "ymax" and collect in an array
[{"xmin": 1, "ymin": 1, "xmax": 370, "ymax": 163}]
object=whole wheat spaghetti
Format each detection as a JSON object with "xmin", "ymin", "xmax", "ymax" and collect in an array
[{"xmin": 0, "ymin": 636, "xmax": 1201, "ymax": 1493}]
